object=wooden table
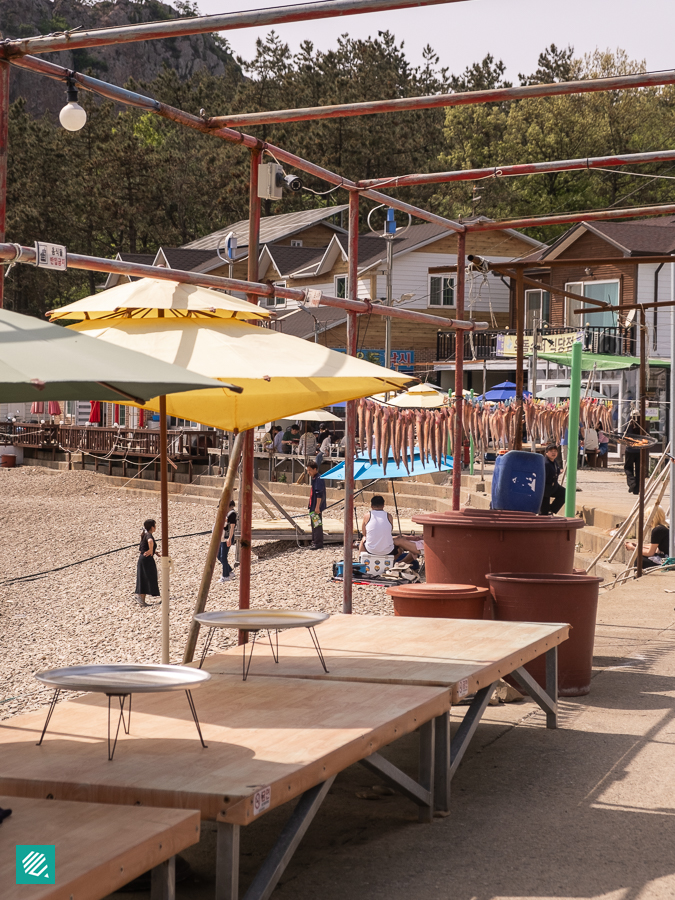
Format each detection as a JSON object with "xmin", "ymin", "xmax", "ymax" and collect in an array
[
  {"xmin": 1, "ymin": 794, "xmax": 199, "ymax": 900},
  {"xmin": 201, "ymin": 615, "xmax": 570, "ymax": 818},
  {"xmin": 0, "ymin": 674, "xmax": 448, "ymax": 900}
]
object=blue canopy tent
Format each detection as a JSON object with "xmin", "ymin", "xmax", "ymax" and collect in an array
[
  {"xmin": 323, "ymin": 453, "xmax": 452, "ymax": 536},
  {"xmin": 478, "ymin": 381, "xmax": 532, "ymax": 402}
]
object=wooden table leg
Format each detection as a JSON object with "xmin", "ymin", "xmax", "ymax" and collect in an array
[
  {"xmin": 150, "ymin": 856, "xmax": 176, "ymax": 900},
  {"xmin": 216, "ymin": 822, "xmax": 240, "ymax": 900}
]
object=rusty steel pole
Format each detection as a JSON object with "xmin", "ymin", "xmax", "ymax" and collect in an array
[
  {"xmin": 0, "ymin": 62, "xmax": 8, "ymax": 309},
  {"xmin": 466, "ymin": 203, "xmax": 675, "ymax": 233},
  {"xmin": 238, "ymin": 149, "xmax": 261, "ymax": 639},
  {"xmin": 1, "ymin": 0, "xmax": 461, "ymax": 57},
  {"xmin": 452, "ymin": 232, "xmax": 466, "ymax": 511},
  {"xmin": 159, "ymin": 393, "xmax": 170, "ymax": 663},
  {"xmin": 637, "ymin": 309, "xmax": 648, "ymax": 578},
  {"xmin": 514, "ymin": 268, "xmax": 525, "ymax": 451},
  {"xmin": 343, "ymin": 191, "xmax": 360, "ymax": 615},
  {"xmin": 213, "ymin": 69, "xmax": 675, "ymax": 129}
]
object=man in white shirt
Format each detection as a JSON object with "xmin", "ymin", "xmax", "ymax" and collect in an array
[{"xmin": 358, "ymin": 496, "xmax": 420, "ymax": 561}]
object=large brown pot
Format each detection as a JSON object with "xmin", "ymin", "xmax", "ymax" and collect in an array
[
  {"xmin": 387, "ymin": 583, "xmax": 489, "ymax": 619},
  {"xmin": 413, "ymin": 509, "xmax": 585, "ymax": 588},
  {"xmin": 487, "ymin": 572, "xmax": 602, "ymax": 696}
]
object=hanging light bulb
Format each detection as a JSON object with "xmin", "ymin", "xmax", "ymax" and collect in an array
[{"xmin": 59, "ymin": 75, "xmax": 87, "ymax": 132}]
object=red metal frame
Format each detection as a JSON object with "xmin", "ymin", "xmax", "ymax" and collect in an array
[
  {"xmin": 343, "ymin": 191, "xmax": 360, "ymax": 613},
  {"xmin": 214, "ymin": 69, "xmax": 675, "ymax": 129},
  {"xmin": 452, "ymin": 232, "xmax": 466, "ymax": 511},
  {"xmin": 0, "ymin": 62, "xmax": 8, "ymax": 309},
  {"xmin": 0, "ymin": 0, "xmax": 461, "ymax": 57}
]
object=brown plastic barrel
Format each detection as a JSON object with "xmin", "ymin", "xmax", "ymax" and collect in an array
[
  {"xmin": 1, "ymin": 454, "xmax": 16, "ymax": 468},
  {"xmin": 487, "ymin": 572, "xmax": 602, "ymax": 696},
  {"xmin": 386, "ymin": 583, "xmax": 489, "ymax": 619},
  {"xmin": 413, "ymin": 509, "xmax": 585, "ymax": 588}
]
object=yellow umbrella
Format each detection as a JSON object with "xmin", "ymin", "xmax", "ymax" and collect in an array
[
  {"xmin": 69, "ymin": 317, "xmax": 412, "ymax": 430},
  {"xmin": 48, "ymin": 278, "xmax": 270, "ymax": 322}
]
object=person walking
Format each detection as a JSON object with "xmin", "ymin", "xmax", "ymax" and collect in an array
[
  {"xmin": 306, "ymin": 461, "xmax": 326, "ymax": 550},
  {"xmin": 540, "ymin": 444, "xmax": 566, "ymax": 515},
  {"xmin": 135, "ymin": 518, "xmax": 159, "ymax": 607},
  {"xmin": 217, "ymin": 500, "xmax": 237, "ymax": 583}
]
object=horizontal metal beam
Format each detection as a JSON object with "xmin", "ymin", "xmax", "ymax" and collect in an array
[
  {"xmin": 0, "ymin": 0, "xmax": 464, "ymax": 57},
  {"xmin": 0, "ymin": 242, "xmax": 487, "ymax": 331},
  {"xmin": 212, "ymin": 69, "xmax": 675, "ymax": 128},
  {"xmin": 360, "ymin": 148, "xmax": 675, "ymax": 190},
  {"xmin": 465, "ymin": 202, "xmax": 675, "ymax": 232},
  {"xmin": 9, "ymin": 55, "xmax": 466, "ymax": 235},
  {"xmin": 431, "ymin": 254, "xmax": 675, "ymax": 272}
]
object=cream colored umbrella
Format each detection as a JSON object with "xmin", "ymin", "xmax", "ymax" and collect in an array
[
  {"xmin": 385, "ymin": 382, "xmax": 447, "ymax": 409},
  {"xmin": 48, "ymin": 278, "xmax": 270, "ymax": 322},
  {"xmin": 287, "ymin": 408, "xmax": 342, "ymax": 422},
  {"xmin": 68, "ymin": 317, "xmax": 412, "ymax": 430}
]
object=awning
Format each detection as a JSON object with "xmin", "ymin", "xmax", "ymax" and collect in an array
[
  {"xmin": 322, "ymin": 453, "xmax": 452, "ymax": 481},
  {"xmin": 538, "ymin": 352, "xmax": 670, "ymax": 370}
]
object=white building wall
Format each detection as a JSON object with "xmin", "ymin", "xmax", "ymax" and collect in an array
[{"xmin": 636, "ymin": 262, "xmax": 674, "ymax": 361}]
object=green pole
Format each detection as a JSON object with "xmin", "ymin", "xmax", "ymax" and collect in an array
[
  {"xmin": 469, "ymin": 389, "xmax": 475, "ymax": 475},
  {"xmin": 564, "ymin": 340, "xmax": 582, "ymax": 518}
]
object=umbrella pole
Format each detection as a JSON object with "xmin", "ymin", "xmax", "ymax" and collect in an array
[
  {"xmin": 159, "ymin": 395, "xmax": 170, "ymax": 664},
  {"xmin": 183, "ymin": 432, "xmax": 245, "ymax": 664},
  {"xmin": 343, "ymin": 191, "xmax": 359, "ymax": 614},
  {"xmin": 0, "ymin": 61, "xmax": 7, "ymax": 309},
  {"xmin": 238, "ymin": 148, "xmax": 262, "ymax": 639},
  {"xmin": 514, "ymin": 267, "xmax": 525, "ymax": 451},
  {"xmin": 452, "ymin": 232, "xmax": 466, "ymax": 510}
]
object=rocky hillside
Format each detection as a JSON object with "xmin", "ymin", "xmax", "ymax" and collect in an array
[{"xmin": 1, "ymin": 0, "xmax": 238, "ymax": 118}]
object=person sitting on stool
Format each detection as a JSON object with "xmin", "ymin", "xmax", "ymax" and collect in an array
[
  {"xmin": 540, "ymin": 443, "xmax": 566, "ymax": 515},
  {"xmin": 359, "ymin": 496, "xmax": 421, "ymax": 561},
  {"xmin": 625, "ymin": 505, "xmax": 670, "ymax": 568}
]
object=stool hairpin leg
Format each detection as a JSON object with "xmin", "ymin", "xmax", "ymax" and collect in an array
[
  {"xmin": 119, "ymin": 694, "xmax": 131, "ymax": 735},
  {"xmin": 267, "ymin": 629, "xmax": 279, "ymax": 663},
  {"xmin": 107, "ymin": 694, "xmax": 130, "ymax": 761},
  {"xmin": 242, "ymin": 630, "xmax": 258, "ymax": 681},
  {"xmin": 308, "ymin": 627, "xmax": 329, "ymax": 673},
  {"xmin": 185, "ymin": 691, "xmax": 207, "ymax": 748},
  {"xmin": 36, "ymin": 689, "xmax": 61, "ymax": 746},
  {"xmin": 198, "ymin": 628, "xmax": 216, "ymax": 670}
]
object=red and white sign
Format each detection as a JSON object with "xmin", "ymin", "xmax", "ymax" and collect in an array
[
  {"xmin": 253, "ymin": 785, "xmax": 271, "ymax": 816},
  {"xmin": 35, "ymin": 242, "xmax": 67, "ymax": 271},
  {"xmin": 456, "ymin": 678, "xmax": 469, "ymax": 699}
]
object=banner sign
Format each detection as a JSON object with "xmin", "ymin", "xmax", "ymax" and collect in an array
[
  {"xmin": 332, "ymin": 348, "xmax": 415, "ymax": 372},
  {"xmin": 35, "ymin": 242, "xmax": 67, "ymax": 271},
  {"xmin": 496, "ymin": 331, "xmax": 583, "ymax": 357}
]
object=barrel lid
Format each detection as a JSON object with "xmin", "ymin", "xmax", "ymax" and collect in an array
[
  {"xmin": 387, "ymin": 583, "xmax": 490, "ymax": 598},
  {"xmin": 413, "ymin": 510, "xmax": 584, "ymax": 530},
  {"xmin": 486, "ymin": 572, "xmax": 603, "ymax": 584}
]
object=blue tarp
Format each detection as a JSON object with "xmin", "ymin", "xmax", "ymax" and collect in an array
[{"xmin": 322, "ymin": 453, "xmax": 453, "ymax": 481}]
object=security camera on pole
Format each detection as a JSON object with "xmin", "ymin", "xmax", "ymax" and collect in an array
[{"xmin": 366, "ymin": 205, "xmax": 411, "ymax": 381}]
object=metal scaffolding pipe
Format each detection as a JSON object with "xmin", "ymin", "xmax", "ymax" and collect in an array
[
  {"xmin": 0, "ymin": 62, "xmax": 7, "ymax": 309},
  {"xmin": 343, "ymin": 192, "xmax": 360, "ymax": 615},
  {"xmin": 465, "ymin": 202, "xmax": 675, "ymax": 232},
  {"xmin": 452, "ymin": 232, "xmax": 466, "ymax": 511},
  {"xmin": 9, "ymin": 54, "xmax": 466, "ymax": 235},
  {"xmin": 359, "ymin": 148, "xmax": 675, "ymax": 190},
  {"xmin": 211, "ymin": 69, "xmax": 675, "ymax": 128},
  {"xmin": 0, "ymin": 0, "xmax": 463, "ymax": 57},
  {"xmin": 0, "ymin": 243, "xmax": 485, "ymax": 331}
]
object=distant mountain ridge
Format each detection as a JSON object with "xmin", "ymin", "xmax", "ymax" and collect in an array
[{"xmin": 1, "ymin": 0, "xmax": 238, "ymax": 117}]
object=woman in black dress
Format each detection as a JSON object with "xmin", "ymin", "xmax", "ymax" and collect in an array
[{"xmin": 135, "ymin": 518, "xmax": 159, "ymax": 607}]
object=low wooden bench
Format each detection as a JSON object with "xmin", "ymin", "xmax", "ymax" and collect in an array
[{"xmin": 1, "ymin": 794, "xmax": 199, "ymax": 900}]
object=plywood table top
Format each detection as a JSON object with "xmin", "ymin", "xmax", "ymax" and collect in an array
[
  {"xmin": 1, "ymin": 795, "xmax": 199, "ymax": 900},
  {"xmin": 0, "ymin": 674, "xmax": 448, "ymax": 826},
  {"xmin": 201, "ymin": 615, "xmax": 570, "ymax": 701}
]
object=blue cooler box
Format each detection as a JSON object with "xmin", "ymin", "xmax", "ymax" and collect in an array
[{"xmin": 491, "ymin": 450, "xmax": 545, "ymax": 514}]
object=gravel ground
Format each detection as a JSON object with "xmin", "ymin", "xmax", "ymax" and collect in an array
[{"xmin": 0, "ymin": 467, "xmax": 407, "ymax": 721}]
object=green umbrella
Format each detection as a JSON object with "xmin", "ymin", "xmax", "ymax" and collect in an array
[{"xmin": 0, "ymin": 308, "xmax": 237, "ymax": 402}]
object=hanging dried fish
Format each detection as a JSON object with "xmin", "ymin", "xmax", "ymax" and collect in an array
[
  {"xmin": 373, "ymin": 404, "xmax": 382, "ymax": 467},
  {"xmin": 364, "ymin": 401, "xmax": 374, "ymax": 464}
]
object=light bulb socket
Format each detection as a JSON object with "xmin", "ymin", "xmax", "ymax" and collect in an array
[{"xmin": 65, "ymin": 75, "xmax": 78, "ymax": 103}]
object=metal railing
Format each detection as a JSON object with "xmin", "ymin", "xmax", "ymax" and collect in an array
[
  {"xmin": 1, "ymin": 424, "xmax": 218, "ymax": 458},
  {"xmin": 436, "ymin": 325, "xmax": 637, "ymax": 361}
]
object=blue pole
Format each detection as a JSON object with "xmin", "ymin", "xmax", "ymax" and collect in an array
[{"xmin": 565, "ymin": 341, "xmax": 582, "ymax": 517}]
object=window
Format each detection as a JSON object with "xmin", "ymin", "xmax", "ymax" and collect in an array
[
  {"xmin": 524, "ymin": 289, "xmax": 550, "ymax": 328},
  {"xmin": 428, "ymin": 275, "xmax": 455, "ymax": 307},
  {"xmin": 565, "ymin": 281, "xmax": 619, "ymax": 329},
  {"xmin": 335, "ymin": 275, "xmax": 348, "ymax": 299},
  {"xmin": 263, "ymin": 281, "xmax": 287, "ymax": 308},
  {"xmin": 290, "ymin": 239, "xmax": 303, "ymax": 248}
]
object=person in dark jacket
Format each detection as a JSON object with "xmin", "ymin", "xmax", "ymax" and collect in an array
[
  {"xmin": 540, "ymin": 444, "xmax": 566, "ymax": 515},
  {"xmin": 306, "ymin": 461, "xmax": 326, "ymax": 550},
  {"xmin": 624, "ymin": 416, "xmax": 643, "ymax": 494},
  {"xmin": 135, "ymin": 518, "xmax": 159, "ymax": 607}
]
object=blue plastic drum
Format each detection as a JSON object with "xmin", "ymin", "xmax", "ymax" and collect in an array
[{"xmin": 491, "ymin": 450, "xmax": 545, "ymax": 513}]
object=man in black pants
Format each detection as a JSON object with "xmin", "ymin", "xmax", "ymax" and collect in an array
[
  {"xmin": 540, "ymin": 444, "xmax": 566, "ymax": 515},
  {"xmin": 624, "ymin": 416, "xmax": 643, "ymax": 494},
  {"xmin": 306, "ymin": 461, "xmax": 326, "ymax": 550}
]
